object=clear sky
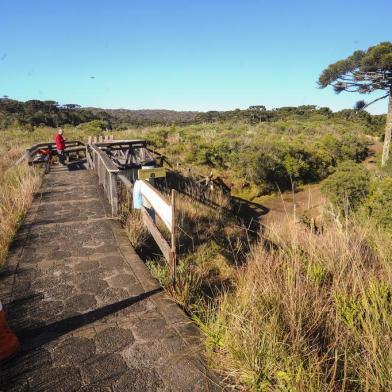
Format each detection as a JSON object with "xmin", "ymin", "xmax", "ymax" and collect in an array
[{"xmin": 0, "ymin": 0, "xmax": 391, "ymax": 113}]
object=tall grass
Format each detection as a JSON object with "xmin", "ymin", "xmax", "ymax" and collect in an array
[
  {"xmin": 196, "ymin": 217, "xmax": 392, "ymax": 391},
  {"xmin": 0, "ymin": 162, "xmax": 41, "ymax": 267}
]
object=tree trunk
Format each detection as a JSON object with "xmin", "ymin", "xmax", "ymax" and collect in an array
[{"xmin": 381, "ymin": 90, "xmax": 392, "ymax": 167}]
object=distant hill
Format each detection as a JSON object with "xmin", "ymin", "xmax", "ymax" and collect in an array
[{"xmin": 83, "ymin": 108, "xmax": 199, "ymax": 125}]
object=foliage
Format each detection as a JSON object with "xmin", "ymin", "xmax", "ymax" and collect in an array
[
  {"xmin": 318, "ymin": 42, "xmax": 392, "ymax": 96},
  {"xmin": 365, "ymin": 177, "xmax": 392, "ymax": 231},
  {"xmin": 1, "ymin": 97, "xmax": 385, "ymax": 136},
  {"xmin": 318, "ymin": 42, "xmax": 392, "ymax": 166},
  {"xmin": 76, "ymin": 120, "xmax": 109, "ymax": 136},
  {"xmin": 119, "ymin": 119, "xmax": 369, "ymax": 197},
  {"xmin": 0, "ymin": 98, "xmax": 98, "ymax": 129},
  {"xmin": 320, "ymin": 161, "xmax": 370, "ymax": 212}
]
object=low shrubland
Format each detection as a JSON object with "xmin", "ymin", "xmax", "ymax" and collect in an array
[
  {"xmin": 320, "ymin": 161, "xmax": 371, "ymax": 213},
  {"xmin": 111, "ymin": 118, "xmax": 371, "ymax": 199}
]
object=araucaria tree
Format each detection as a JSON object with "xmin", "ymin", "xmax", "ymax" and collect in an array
[{"xmin": 318, "ymin": 42, "xmax": 392, "ymax": 166}]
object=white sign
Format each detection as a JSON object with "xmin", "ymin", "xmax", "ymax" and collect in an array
[{"xmin": 140, "ymin": 180, "xmax": 172, "ymax": 231}]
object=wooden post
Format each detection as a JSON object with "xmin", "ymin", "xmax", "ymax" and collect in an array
[
  {"xmin": 99, "ymin": 135, "xmax": 103, "ymax": 143},
  {"xmin": 103, "ymin": 162, "xmax": 107, "ymax": 191},
  {"xmin": 170, "ymin": 189, "xmax": 177, "ymax": 285},
  {"xmin": 98, "ymin": 156, "xmax": 102, "ymax": 184},
  {"xmin": 25, "ymin": 148, "xmax": 32, "ymax": 165},
  {"xmin": 86, "ymin": 146, "xmax": 90, "ymax": 168},
  {"xmin": 88, "ymin": 136, "xmax": 92, "ymax": 145},
  {"xmin": 110, "ymin": 172, "xmax": 118, "ymax": 216}
]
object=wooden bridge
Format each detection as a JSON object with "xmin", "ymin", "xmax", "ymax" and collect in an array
[{"xmin": 0, "ymin": 140, "xmax": 222, "ymax": 391}]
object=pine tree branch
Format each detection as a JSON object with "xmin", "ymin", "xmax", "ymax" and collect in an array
[{"xmin": 360, "ymin": 93, "xmax": 389, "ymax": 110}]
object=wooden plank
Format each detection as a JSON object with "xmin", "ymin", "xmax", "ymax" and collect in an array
[
  {"xmin": 86, "ymin": 149, "xmax": 93, "ymax": 169},
  {"xmin": 90, "ymin": 144, "xmax": 119, "ymax": 172},
  {"xmin": 142, "ymin": 208, "xmax": 171, "ymax": 262},
  {"xmin": 140, "ymin": 180, "xmax": 172, "ymax": 232},
  {"xmin": 170, "ymin": 189, "xmax": 177, "ymax": 284},
  {"xmin": 110, "ymin": 172, "xmax": 118, "ymax": 216}
]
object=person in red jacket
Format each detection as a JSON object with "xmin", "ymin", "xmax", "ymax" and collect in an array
[{"xmin": 55, "ymin": 128, "xmax": 66, "ymax": 165}]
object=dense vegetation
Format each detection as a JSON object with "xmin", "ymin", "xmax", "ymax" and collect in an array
[{"xmin": 113, "ymin": 112, "xmax": 380, "ymax": 198}]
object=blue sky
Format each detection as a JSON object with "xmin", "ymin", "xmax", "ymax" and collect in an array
[{"xmin": 0, "ymin": 0, "xmax": 391, "ymax": 113}]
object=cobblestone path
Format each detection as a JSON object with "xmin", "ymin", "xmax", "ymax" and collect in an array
[{"xmin": 0, "ymin": 163, "xmax": 221, "ymax": 392}]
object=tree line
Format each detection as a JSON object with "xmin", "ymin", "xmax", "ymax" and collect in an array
[
  {"xmin": 0, "ymin": 99, "xmax": 110, "ymax": 130},
  {"xmin": 0, "ymin": 97, "xmax": 385, "ymax": 133}
]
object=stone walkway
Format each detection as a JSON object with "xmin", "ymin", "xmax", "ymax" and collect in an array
[{"xmin": 0, "ymin": 163, "xmax": 221, "ymax": 391}]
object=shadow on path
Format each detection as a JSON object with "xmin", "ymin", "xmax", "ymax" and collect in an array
[
  {"xmin": 16, "ymin": 288, "xmax": 162, "ymax": 352},
  {"xmin": 66, "ymin": 160, "xmax": 87, "ymax": 171}
]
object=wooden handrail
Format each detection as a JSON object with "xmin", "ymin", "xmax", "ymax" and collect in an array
[
  {"xmin": 89, "ymin": 144, "xmax": 119, "ymax": 173},
  {"xmin": 28, "ymin": 140, "xmax": 84, "ymax": 153}
]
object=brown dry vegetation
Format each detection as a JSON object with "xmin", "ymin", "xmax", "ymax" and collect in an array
[
  {"xmin": 194, "ymin": 217, "xmax": 392, "ymax": 391},
  {"xmin": 0, "ymin": 143, "xmax": 41, "ymax": 267}
]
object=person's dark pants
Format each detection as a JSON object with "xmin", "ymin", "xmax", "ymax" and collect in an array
[{"xmin": 57, "ymin": 149, "xmax": 66, "ymax": 165}]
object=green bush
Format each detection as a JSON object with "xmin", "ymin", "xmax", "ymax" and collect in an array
[
  {"xmin": 365, "ymin": 177, "xmax": 392, "ymax": 231},
  {"xmin": 77, "ymin": 120, "xmax": 108, "ymax": 136},
  {"xmin": 321, "ymin": 161, "xmax": 371, "ymax": 212}
]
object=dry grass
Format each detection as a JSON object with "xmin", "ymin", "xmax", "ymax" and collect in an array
[
  {"xmin": 196, "ymin": 217, "xmax": 392, "ymax": 391},
  {"xmin": 124, "ymin": 209, "xmax": 150, "ymax": 250},
  {"xmin": 0, "ymin": 162, "xmax": 41, "ymax": 267}
]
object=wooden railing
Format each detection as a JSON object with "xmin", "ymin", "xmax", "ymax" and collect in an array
[
  {"xmin": 26, "ymin": 141, "xmax": 86, "ymax": 165},
  {"xmin": 87, "ymin": 144, "xmax": 119, "ymax": 216},
  {"xmin": 117, "ymin": 174, "xmax": 177, "ymax": 283},
  {"xmin": 87, "ymin": 141, "xmax": 177, "ymax": 282}
]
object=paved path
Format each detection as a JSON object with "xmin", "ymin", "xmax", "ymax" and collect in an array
[{"xmin": 0, "ymin": 163, "xmax": 220, "ymax": 391}]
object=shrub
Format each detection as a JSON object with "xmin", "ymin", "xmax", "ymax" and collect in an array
[
  {"xmin": 365, "ymin": 177, "xmax": 392, "ymax": 231},
  {"xmin": 321, "ymin": 161, "xmax": 370, "ymax": 212},
  {"xmin": 77, "ymin": 120, "xmax": 108, "ymax": 136}
]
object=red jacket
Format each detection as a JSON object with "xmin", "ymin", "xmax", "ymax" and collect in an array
[{"xmin": 55, "ymin": 134, "xmax": 66, "ymax": 150}]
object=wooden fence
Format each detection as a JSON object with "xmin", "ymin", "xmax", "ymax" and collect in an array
[
  {"xmin": 157, "ymin": 169, "xmax": 232, "ymax": 212},
  {"xmin": 26, "ymin": 141, "xmax": 86, "ymax": 165},
  {"xmin": 87, "ymin": 142, "xmax": 177, "ymax": 282},
  {"xmin": 118, "ymin": 175, "xmax": 177, "ymax": 282},
  {"xmin": 87, "ymin": 143, "xmax": 119, "ymax": 216}
]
